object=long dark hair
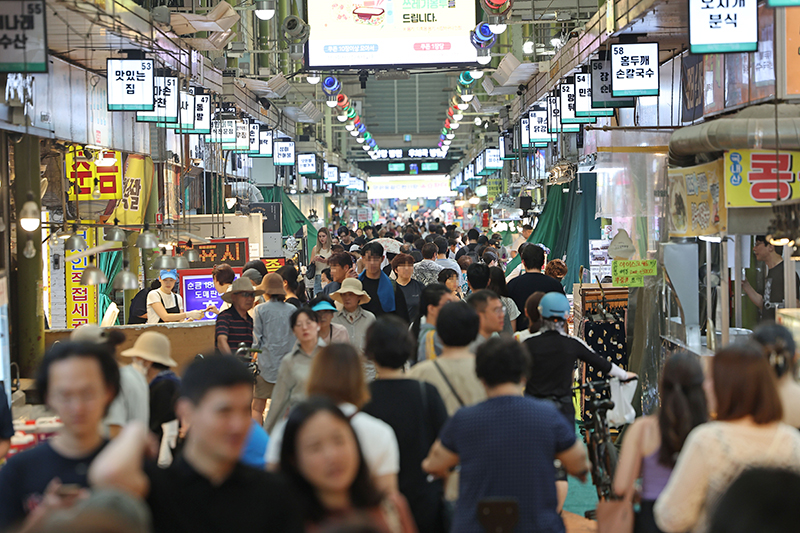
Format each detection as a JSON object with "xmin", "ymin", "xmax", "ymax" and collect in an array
[
  {"xmin": 487, "ymin": 266, "xmax": 510, "ymax": 297},
  {"xmin": 658, "ymin": 351, "xmax": 708, "ymax": 467},
  {"xmin": 278, "ymin": 265, "xmax": 308, "ymax": 304},
  {"xmin": 752, "ymin": 321, "xmax": 797, "ymax": 379},
  {"xmin": 279, "ymin": 397, "xmax": 383, "ymax": 523}
]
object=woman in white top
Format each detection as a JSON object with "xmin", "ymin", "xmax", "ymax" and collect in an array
[
  {"xmin": 267, "ymin": 342, "xmax": 399, "ymax": 495},
  {"xmin": 146, "ymin": 270, "xmax": 204, "ymax": 324},
  {"xmin": 752, "ymin": 322, "xmax": 800, "ymax": 429},
  {"xmin": 654, "ymin": 344, "xmax": 800, "ymax": 533},
  {"xmin": 310, "ymin": 227, "xmax": 332, "ymax": 296}
]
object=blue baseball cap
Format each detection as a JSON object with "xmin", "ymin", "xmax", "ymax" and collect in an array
[
  {"xmin": 160, "ymin": 269, "xmax": 179, "ymax": 281},
  {"xmin": 312, "ymin": 301, "xmax": 337, "ymax": 312}
]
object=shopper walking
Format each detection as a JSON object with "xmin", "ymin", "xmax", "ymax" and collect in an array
[
  {"xmin": 278, "ymin": 265, "xmax": 308, "ymax": 307},
  {"xmin": 359, "ymin": 242, "xmax": 401, "ymax": 318},
  {"xmin": 392, "ymin": 253, "xmax": 425, "ymax": 325},
  {"xmin": 412, "ymin": 283, "xmax": 455, "ymax": 363},
  {"xmin": 310, "ymin": 295, "xmax": 350, "ymax": 345},
  {"xmin": 263, "ymin": 307, "xmax": 324, "ymax": 433},
  {"xmin": 321, "ymin": 252, "xmax": 356, "ymax": 297},
  {"xmin": 465, "ymin": 290, "xmax": 506, "ymax": 352},
  {"xmin": 215, "ymin": 278, "xmax": 263, "ymax": 355},
  {"xmin": 331, "ymin": 278, "xmax": 376, "ymax": 355},
  {"xmin": 613, "ymin": 352, "xmax": 708, "ymax": 533},
  {"xmin": 488, "ymin": 266, "xmax": 521, "ymax": 333},
  {"xmin": 252, "ymin": 273, "xmax": 298, "ymax": 424},
  {"xmin": 310, "ymin": 227, "xmax": 333, "ymax": 295},
  {"xmin": 752, "ymin": 322, "xmax": 800, "ymax": 428},
  {"xmin": 507, "ymin": 245, "xmax": 565, "ymax": 331},
  {"xmin": 514, "ymin": 291, "xmax": 546, "ymax": 342},
  {"xmin": 654, "ymin": 344, "xmax": 800, "ymax": 533},
  {"xmin": 413, "ymin": 243, "xmax": 444, "ymax": 286},
  {"xmin": 363, "ymin": 317, "xmax": 449, "ymax": 533}
]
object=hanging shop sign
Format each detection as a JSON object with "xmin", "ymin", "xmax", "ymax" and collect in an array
[
  {"xmin": 548, "ymin": 92, "xmax": 580, "ymax": 134},
  {"xmin": 251, "ymin": 128, "xmax": 273, "ymax": 157},
  {"xmin": 464, "ymin": 163, "xmax": 475, "ymax": 182},
  {"xmin": 248, "ymin": 123, "xmax": 260, "ymax": 154},
  {"xmin": 188, "ymin": 94, "xmax": 211, "ymax": 134},
  {"xmin": 611, "ymin": 259, "xmax": 657, "ymax": 288},
  {"xmin": 136, "ymin": 76, "xmax": 178, "ymax": 123},
  {"xmin": 689, "ymin": 0, "xmax": 757, "ymax": 53},
  {"xmin": 66, "ymin": 148, "xmax": 124, "ymax": 201},
  {"xmin": 65, "ymin": 227, "xmax": 98, "ymax": 328},
  {"xmin": 181, "ymin": 272, "xmax": 227, "ymax": 321},
  {"xmin": 485, "ymin": 148, "xmax": 502, "ymax": 170},
  {"xmin": 110, "ymin": 154, "xmax": 154, "ymax": 226},
  {"xmin": 324, "ymin": 164, "xmax": 339, "ymax": 183},
  {"xmin": 575, "ymin": 73, "xmax": 614, "ymax": 117},
  {"xmin": 208, "ymin": 118, "xmax": 236, "ymax": 144},
  {"xmin": 724, "ymin": 149, "xmax": 800, "ymax": 207},
  {"xmin": 590, "ymin": 59, "xmax": 636, "ymax": 108},
  {"xmin": 160, "ymin": 91, "xmax": 195, "ymax": 130},
  {"xmin": 107, "ymin": 59, "xmax": 154, "ymax": 111},
  {"xmin": 274, "ymin": 140, "xmax": 295, "ymax": 166},
  {"xmin": 520, "ymin": 117, "xmax": 531, "ymax": 148},
  {"xmin": 668, "ymin": 159, "xmax": 727, "ymax": 238},
  {"xmin": 187, "ymin": 239, "xmax": 249, "ymax": 269},
  {"xmin": 681, "ymin": 54, "xmax": 704, "ymax": 123},
  {"xmin": 223, "ymin": 118, "xmax": 250, "ymax": 151},
  {"xmin": 475, "ymin": 152, "xmax": 485, "ymax": 175},
  {"xmin": 260, "ymin": 257, "xmax": 286, "ymax": 272},
  {"xmin": 610, "ymin": 43, "xmax": 659, "ymax": 97},
  {"xmin": 560, "ymin": 79, "xmax": 596, "ymax": 124},
  {"xmin": 0, "ymin": 0, "xmax": 47, "ymax": 73},
  {"xmin": 528, "ymin": 106, "xmax": 551, "ymax": 143},
  {"xmin": 298, "ymin": 154, "xmax": 316, "ymax": 175},
  {"xmin": 339, "ymin": 172, "xmax": 350, "ymax": 188}
]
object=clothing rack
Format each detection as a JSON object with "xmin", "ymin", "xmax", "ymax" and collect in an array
[{"xmin": 572, "ymin": 283, "xmax": 630, "ymax": 325}]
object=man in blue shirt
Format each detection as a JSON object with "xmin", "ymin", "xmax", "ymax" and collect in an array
[{"xmin": 423, "ymin": 337, "xmax": 590, "ymax": 533}]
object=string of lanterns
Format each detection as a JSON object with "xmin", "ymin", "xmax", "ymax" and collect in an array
[
  {"xmin": 322, "ymin": 76, "xmax": 380, "ymax": 157},
  {"xmin": 439, "ymin": 70, "xmax": 484, "ymax": 151}
]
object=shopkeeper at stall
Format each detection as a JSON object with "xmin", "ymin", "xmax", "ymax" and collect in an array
[
  {"xmin": 743, "ymin": 236, "xmax": 800, "ymax": 321},
  {"xmin": 147, "ymin": 270, "xmax": 205, "ymax": 324}
]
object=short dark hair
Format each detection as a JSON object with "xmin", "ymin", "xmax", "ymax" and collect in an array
[
  {"xmin": 212, "ymin": 263, "xmax": 235, "ymax": 285},
  {"xmin": 438, "ymin": 268, "xmax": 459, "ymax": 284},
  {"xmin": 280, "ymin": 398, "xmax": 382, "ymax": 522},
  {"xmin": 437, "ymin": 301, "xmax": 479, "ymax": 347},
  {"xmin": 752, "ymin": 322, "xmax": 797, "ymax": 379},
  {"xmin": 390, "ymin": 253, "xmax": 415, "ymax": 271},
  {"xmin": 709, "ymin": 468, "xmax": 800, "ymax": 533},
  {"xmin": 477, "ymin": 235, "xmax": 489, "ymax": 246},
  {"xmin": 290, "ymin": 307, "xmax": 319, "ymax": 329},
  {"xmin": 328, "ymin": 252, "xmax": 354, "ymax": 268},
  {"xmin": 521, "ymin": 244, "xmax": 546, "ymax": 270},
  {"xmin": 419, "ymin": 283, "xmax": 451, "ymax": 318},
  {"xmin": 320, "ymin": 268, "xmax": 331, "ymax": 281},
  {"xmin": 434, "ymin": 236, "xmax": 449, "ymax": 255},
  {"xmin": 365, "ymin": 316, "xmax": 415, "ymax": 369},
  {"xmin": 481, "ymin": 249, "xmax": 498, "ymax": 266},
  {"xmin": 403, "ymin": 233, "xmax": 416, "ymax": 244},
  {"xmin": 756, "ymin": 235, "xmax": 783, "ymax": 255},
  {"xmin": 37, "ymin": 341, "xmax": 121, "ymax": 408},
  {"xmin": 337, "ymin": 226, "xmax": 349, "ymax": 236},
  {"xmin": 466, "ymin": 289, "xmax": 500, "ymax": 314},
  {"xmin": 522, "ymin": 223, "xmax": 533, "ymax": 231},
  {"xmin": 457, "ymin": 255, "xmax": 473, "ymax": 271},
  {"xmin": 713, "ymin": 344, "xmax": 783, "ymax": 424},
  {"xmin": 413, "ymin": 238, "xmax": 425, "ymax": 251},
  {"xmin": 467, "ymin": 263, "xmax": 490, "ymax": 290},
  {"xmin": 361, "ymin": 242, "xmax": 384, "ymax": 258},
  {"xmin": 421, "ymin": 243, "xmax": 438, "ymax": 260},
  {"xmin": 476, "ymin": 337, "xmax": 531, "ymax": 387},
  {"xmin": 467, "ymin": 228, "xmax": 480, "ymax": 241},
  {"xmin": 180, "ymin": 355, "xmax": 253, "ymax": 404},
  {"xmin": 244, "ymin": 260, "xmax": 268, "ymax": 278}
]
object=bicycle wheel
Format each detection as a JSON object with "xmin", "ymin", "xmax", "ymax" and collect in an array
[{"xmin": 594, "ymin": 441, "xmax": 618, "ymax": 500}]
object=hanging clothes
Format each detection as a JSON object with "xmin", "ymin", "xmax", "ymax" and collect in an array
[{"xmin": 581, "ymin": 320, "xmax": 628, "ymax": 420}]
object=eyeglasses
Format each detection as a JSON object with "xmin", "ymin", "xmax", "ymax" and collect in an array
[
  {"xmin": 295, "ymin": 320, "xmax": 317, "ymax": 329},
  {"xmin": 238, "ymin": 292, "xmax": 256, "ymax": 298}
]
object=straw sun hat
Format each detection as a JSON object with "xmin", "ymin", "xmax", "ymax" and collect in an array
[
  {"xmin": 330, "ymin": 278, "xmax": 371, "ymax": 306},
  {"xmin": 120, "ymin": 331, "xmax": 177, "ymax": 367}
]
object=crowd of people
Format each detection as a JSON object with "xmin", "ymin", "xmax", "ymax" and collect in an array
[{"xmin": 2, "ymin": 220, "xmax": 800, "ymax": 533}]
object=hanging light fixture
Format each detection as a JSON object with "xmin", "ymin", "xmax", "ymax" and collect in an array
[
  {"xmin": 322, "ymin": 76, "xmax": 341, "ymax": 107},
  {"xmin": 136, "ymin": 223, "xmax": 159, "ymax": 249},
  {"xmin": 174, "ymin": 253, "xmax": 190, "ymax": 270},
  {"xmin": 18, "ymin": 192, "xmax": 40, "ymax": 232},
  {"xmin": 80, "ymin": 256, "xmax": 108, "ymax": 286},
  {"xmin": 22, "ymin": 237, "xmax": 36, "ymax": 259},
  {"xmin": 470, "ymin": 70, "xmax": 484, "ymax": 79},
  {"xmin": 306, "ymin": 71, "xmax": 321, "ymax": 84},
  {"xmin": 254, "ymin": 0, "xmax": 276, "ymax": 20},
  {"xmin": 460, "ymin": 86, "xmax": 474, "ymax": 103},
  {"xmin": 65, "ymin": 224, "xmax": 88, "ymax": 251},
  {"xmin": 112, "ymin": 259, "xmax": 139, "ymax": 290},
  {"xmin": 153, "ymin": 248, "xmax": 176, "ymax": 270},
  {"xmin": 446, "ymin": 132, "xmax": 455, "ymax": 139},
  {"xmin": 476, "ymin": 48, "xmax": 492, "ymax": 65},
  {"xmin": 184, "ymin": 240, "xmax": 200, "ymax": 262},
  {"xmin": 104, "ymin": 218, "xmax": 126, "ymax": 242}
]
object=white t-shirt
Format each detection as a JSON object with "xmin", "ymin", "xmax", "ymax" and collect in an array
[
  {"xmin": 266, "ymin": 402, "xmax": 400, "ymax": 477},
  {"xmin": 103, "ymin": 364, "xmax": 149, "ymax": 434},
  {"xmin": 146, "ymin": 289, "xmax": 184, "ymax": 324}
]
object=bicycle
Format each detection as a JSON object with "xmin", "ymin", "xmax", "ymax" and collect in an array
[
  {"xmin": 574, "ymin": 377, "xmax": 637, "ymax": 519},
  {"xmin": 234, "ymin": 342, "xmax": 261, "ymax": 382}
]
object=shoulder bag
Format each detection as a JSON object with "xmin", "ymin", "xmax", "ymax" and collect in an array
[{"xmin": 432, "ymin": 360, "xmax": 465, "ymax": 407}]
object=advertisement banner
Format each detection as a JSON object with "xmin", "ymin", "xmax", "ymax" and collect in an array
[
  {"xmin": 164, "ymin": 163, "xmax": 180, "ymax": 222},
  {"xmin": 66, "ymin": 148, "xmax": 124, "ymax": 201},
  {"xmin": 612, "ymin": 259, "xmax": 657, "ymax": 287},
  {"xmin": 668, "ymin": 159, "xmax": 727, "ymax": 237},
  {"xmin": 181, "ymin": 272, "xmax": 227, "ymax": 321},
  {"xmin": 724, "ymin": 150, "xmax": 800, "ymax": 207},
  {"xmin": 367, "ymin": 175, "xmax": 455, "ymax": 199},
  {"xmin": 66, "ymin": 227, "xmax": 98, "ymax": 328},
  {"xmin": 110, "ymin": 154, "xmax": 154, "ymax": 226}
]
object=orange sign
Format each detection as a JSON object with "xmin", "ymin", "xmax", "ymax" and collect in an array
[
  {"xmin": 66, "ymin": 148, "xmax": 123, "ymax": 201},
  {"xmin": 786, "ymin": 7, "xmax": 800, "ymax": 96}
]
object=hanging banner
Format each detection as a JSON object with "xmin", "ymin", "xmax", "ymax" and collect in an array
[
  {"xmin": 575, "ymin": 73, "xmax": 614, "ymax": 117},
  {"xmin": 528, "ymin": 106, "xmax": 550, "ymax": 143},
  {"xmin": 681, "ymin": 53, "xmax": 704, "ymax": 123},
  {"xmin": 520, "ymin": 117, "xmax": 530, "ymax": 148},
  {"xmin": 164, "ymin": 163, "xmax": 180, "ymax": 222},
  {"xmin": 110, "ymin": 154, "xmax": 155, "ymax": 227},
  {"xmin": 610, "ymin": 43, "xmax": 660, "ymax": 97},
  {"xmin": 689, "ymin": 0, "xmax": 758, "ymax": 53},
  {"xmin": 590, "ymin": 59, "xmax": 636, "ymax": 108},
  {"xmin": 668, "ymin": 159, "xmax": 727, "ymax": 238},
  {"xmin": 66, "ymin": 148, "xmax": 124, "ymax": 201},
  {"xmin": 66, "ymin": 226, "xmax": 98, "ymax": 328},
  {"xmin": 136, "ymin": 76, "xmax": 178, "ymax": 123},
  {"xmin": 612, "ymin": 259, "xmax": 657, "ymax": 288},
  {"xmin": 783, "ymin": 7, "xmax": 800, "ymax": 98},
  {"xmin": 560, "ymin": 78, "xmax": 597, "ymax": 124},
  {"xmin": 724, "ymin": 150, "xmax": 800, "ymax": 207},
  {"xmin": 0, "ymin": 0, "xmax": 47, "ymax": 73}
]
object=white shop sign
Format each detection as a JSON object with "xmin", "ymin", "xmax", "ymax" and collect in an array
[
  {"xmin": 0, "ymin": 0, "xmax": 47, "ymax": 73},
  {"xmin": 610, "ymin": 43, "xmax": 659, "ymax": 97},
  {"xmin": 136, "ymin": 76, "xmax": 178, "ymax": 122},
  {"xmin": 689, "ymin": 0, "xmax": 757, "ymax": 54},
  {"xmin": 107, "ymin": 59, "xmax": 154, "ymax": 111},
  {"xmin": 298, "ymin": 154, "xmax": 316, "ymax": 175},
  {"xmin": 274, "ymin": 141, "xmax": 295, "ymax": 166}
]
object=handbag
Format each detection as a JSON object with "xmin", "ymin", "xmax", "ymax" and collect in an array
[{"xmin": 305, "ymin": 261, "xmax": 316, "ymax": 280}]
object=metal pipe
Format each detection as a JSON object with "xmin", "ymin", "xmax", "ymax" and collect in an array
[
  {"xmin": 734, "ymin": 236, "xmax": 742, "ymax": 328},
  {"xmin": 720, "ymin": 239, "xmax": 730, "ymax": 347}
]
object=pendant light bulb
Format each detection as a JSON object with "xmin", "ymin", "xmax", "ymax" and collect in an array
[{"xmin": 23, "ymin": 238, "xmax": 36, "ymax": 259}]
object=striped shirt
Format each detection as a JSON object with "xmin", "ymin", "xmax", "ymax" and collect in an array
[{"xmin": 215, "ymin": 307, "xmax": 254, "ymax": 353}]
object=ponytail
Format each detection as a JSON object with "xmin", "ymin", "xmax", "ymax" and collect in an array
[{"xmin": 658, "ymin": 352, "xmax": 708, "ymax": 467}]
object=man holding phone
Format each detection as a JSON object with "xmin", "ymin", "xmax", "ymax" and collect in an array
[{"xmin": 0, "ymin": 341, "xmax": 120, "ymax": 530}]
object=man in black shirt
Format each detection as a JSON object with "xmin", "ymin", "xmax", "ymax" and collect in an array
[
  {"xmin": 455, "ymin": 228, "xmax": 481, "ymax": 260},
  {"xmin": 358, "ymin": 241, "xmax": 407, "ymax": 321},
  {"xmin": 90, "ymin": 356, "xmax": 303, "ymax": 533},
  {"xmin": 507, "ymin": 244, "xmax": 565, "ymax": 331},
  {"xmin": 744, "ymin": 236, "xmax": 800, "ymax": 321},
  {"xmin": 0, "ymin": 342, "xmax": 120, "ymax": 531}
]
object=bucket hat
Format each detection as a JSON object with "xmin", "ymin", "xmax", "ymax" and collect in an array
[
  {"xmin": 120, "ymin": 331, "xmax": 177, "ymax": 367},
  {"xmin": 262, "ymin": 272, "xmax": 286, "ymax": 296},
  {"xmin": 221, "ymin": 277, "xmax": 265, "ymax": 304},
  {"xmin": 330, "ymin": 278, "xmax": 371, "ymax": 306}
]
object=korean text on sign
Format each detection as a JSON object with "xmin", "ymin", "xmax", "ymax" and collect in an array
[
  {"xmin": 65, "ymin": 149, "xmax": 124, "ymax": 201},
  {"xmin": 724, "ymin": 150, "xmax": 800, "ymax": 207}
]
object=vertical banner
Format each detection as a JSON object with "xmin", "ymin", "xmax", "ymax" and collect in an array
[
  {"xmin": 164, "ymin": 163, "xmax": 180, "ymax": 222},
  {"xmin": 66, "ymin": 148, "xmax": 124, "ymax": 201},
  {"xmin": 110, "ymin": 154, "xmax": 154, "ymax": 226},
  {"xmin": 667, "ymin": 159, "xmax": 727, "ymax": 237},
  {"xmin": 66, "ymin": 227, "xmax": 98, "ymax": 328}
]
